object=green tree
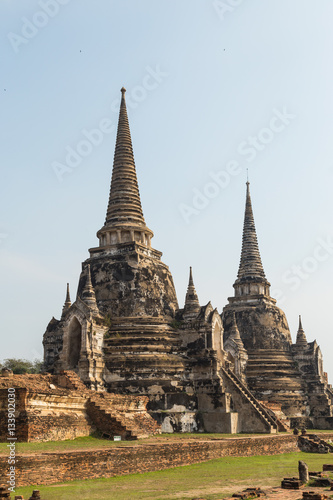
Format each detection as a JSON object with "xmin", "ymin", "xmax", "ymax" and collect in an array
[{"xmin": 0, "ymin": 358, "xmax": 42, "ymax": 374}]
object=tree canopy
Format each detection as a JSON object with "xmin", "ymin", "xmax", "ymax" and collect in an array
[{"xmin": 0, "ymin": 358, "xmax": 42, "ymax": 374}]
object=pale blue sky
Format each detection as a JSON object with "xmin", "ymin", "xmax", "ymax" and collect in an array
[{"xmin": 1, "ymin": 1, "xmax": 333, "ymax": 379}]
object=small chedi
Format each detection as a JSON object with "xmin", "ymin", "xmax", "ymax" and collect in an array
[{"xmin": 40, "ymin": 87, "xmax": 333, "ymax": 435}]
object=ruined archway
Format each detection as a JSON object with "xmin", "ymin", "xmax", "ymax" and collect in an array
[{"xmin": 68, "ymin": 317, "xmax": 82, "ymax": 369}]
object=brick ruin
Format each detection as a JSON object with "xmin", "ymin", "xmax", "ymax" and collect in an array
[
  {"xmin": 39, "ymin": 87, "xmax": 333, "ymax": 436},
  {"xmin": 1, "ymin": 433, "xmax": 333, "ymax": 489},
  {"xmin": 0, "ymin": 370, "xmax": 159, "ymax": 442},
  {"xmin": 0, "ymin": 434, "xmax": 311, "ymax": 487}
]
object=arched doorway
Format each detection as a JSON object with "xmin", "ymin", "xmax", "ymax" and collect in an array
[{"xmin": 68, "ymin": 317, "xmax": 82, "ymax": 369}]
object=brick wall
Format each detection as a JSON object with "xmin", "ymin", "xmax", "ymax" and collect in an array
[
  {"xmin": 0, "ymin": 434, "xmax": 320, "ymax": 487},
  {"xmin": 0, "ymin": 388, "xmax": 93, "ymax": 443}
]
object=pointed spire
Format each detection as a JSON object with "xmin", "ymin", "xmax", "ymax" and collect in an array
[
  {"xmin": 93, "ymin": 87, "xmax": 154, "ymax": 252},
  {"xmin": 298, "ymin": 315, "xmax": 303, "ymax": 331},
  {"xmin": 81, "ymin": 265, "xmax": 98, "ymax": 310},
  {"xmin": 296, "ymin": 315, "xmax": 307, "ymax": 346},
  {"xmin": 189, "ymin": 266, "xmax": 195, "ymax": 287},
  {"xmin": 232, "ymin": 183, "xmax": 271, "ymax": 300},
  {"xmin": 183, "ymin": 267, "xmax": 201, "ymax": 319},
  {"xmin": 228, "ymin": 312, "xmax": 244, "ymax": 347},
  {"xmin": 62, "ymin": 283, "xmax": 71, "ymax": 316},
  {"xmin": 237, "ymin": 182, "xmax": 266, "ymax": 282},
  {"xmin": 105, "ymin": 87, "xmax": 146, "ymax": 227}
]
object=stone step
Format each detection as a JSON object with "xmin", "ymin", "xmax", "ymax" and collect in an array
[
  {"xmin": 221, "ymin": 367, "xmax": 277, "ymax": 432},
  {"xmin": 87, "ymin": 399, "xmax": 160, "ymax": 439},
  {"xmin": 259, "ymin": 401, "xmax": 291, "ymax": 431}
]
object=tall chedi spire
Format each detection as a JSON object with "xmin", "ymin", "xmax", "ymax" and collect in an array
[
  {"xmin": 96, "ymin": 87, "xmax": 154, "ymax": 249},
  {"xmin": 183, "ymin": 267, "xmax": 201, "ymax": 319},
  {"xmin": 233, "ymin": 182, "xmax": 271, "ymax": 298}
]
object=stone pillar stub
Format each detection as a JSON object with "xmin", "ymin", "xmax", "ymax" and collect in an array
[{"xmin": 298, "ymin": 460, "xmax": 309, "ymax": 484}]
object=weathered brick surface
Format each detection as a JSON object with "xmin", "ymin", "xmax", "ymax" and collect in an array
[
  {"xmin": 0, "ymin": 373, "xmax": 160, "ymax": 443},
  {"xmin": 302, "ymin": 493, "xmax": 329, "ymax": 500},
  {"xmin": 0, "ymin": 435, "xmax": 303, "ymax": 487}
]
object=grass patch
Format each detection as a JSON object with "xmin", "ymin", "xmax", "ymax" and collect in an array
[
  {"xmin": 13, "ymin": 452, "xmax": 333, "ymax": 500},
  {"xmin": 0, "ymin": 432, "xmax": 286, "ymax": 455},
  {"xmin": 0, "ymin": 435, "xmax": 136, "ymax": 454},
  {"xmin": 0, "ymin": 430, "xmax": 331, "ymax": 455}
]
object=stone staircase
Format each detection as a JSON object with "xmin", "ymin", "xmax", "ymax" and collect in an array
[
  {"xmin": 87, "ymin": 393, "xmax": 160, "ymax": 440},
  {"xmin": 259, "ymin": 401, "xmax": 291, "ymax": 432},
  {"xmin": 57, "ymin": 371, "xmax": 161, "ymax": 440},
  {"xmin": 221, "ymin": 366, "xmax": 278, "ymax": 433}
]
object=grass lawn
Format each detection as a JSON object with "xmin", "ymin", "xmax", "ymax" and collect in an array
[
  {"xmin": 0, "ymin": 432, "xmax": 289, "ymax": 454},
  {"xmin": 13, "ymin": 452, "xmax": 333, "ymax": 500},
  {"xmin": 1, "ymin": 430, "xmax": 331, "ymax": 455}
]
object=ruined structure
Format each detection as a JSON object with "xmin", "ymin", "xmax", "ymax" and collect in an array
[
  {"xmin": 42, "ymin": 87, "xmax": 333, "ymax": 434},
  {"xmin": 0, "ymin": 370, "xmax": 159, "ymax": 442}
]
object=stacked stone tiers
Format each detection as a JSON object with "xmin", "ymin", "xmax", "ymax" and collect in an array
[
  {"xmin": 103, "ymin": 316, "xmax": 185, "ymax": 385},
  {"xmin": 246, "ymin": 349, "xmax": 307, "ymax": 408}
]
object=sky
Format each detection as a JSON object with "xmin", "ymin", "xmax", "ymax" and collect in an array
[{"xmin": 1, "ymin": 1, "xmax": 333, "ymax": 380}]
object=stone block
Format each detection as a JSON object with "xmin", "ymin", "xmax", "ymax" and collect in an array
[
  {"xmin": 281, "ymin": 477, "xmax": 303, "ymax": 489},
  {"xmin": 310, "ymin": 477, "xmax": 332, "ymax": 487},
  {"xmin": 302, "ymin": 492, "xmax": 329, "ymax": 500}
]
